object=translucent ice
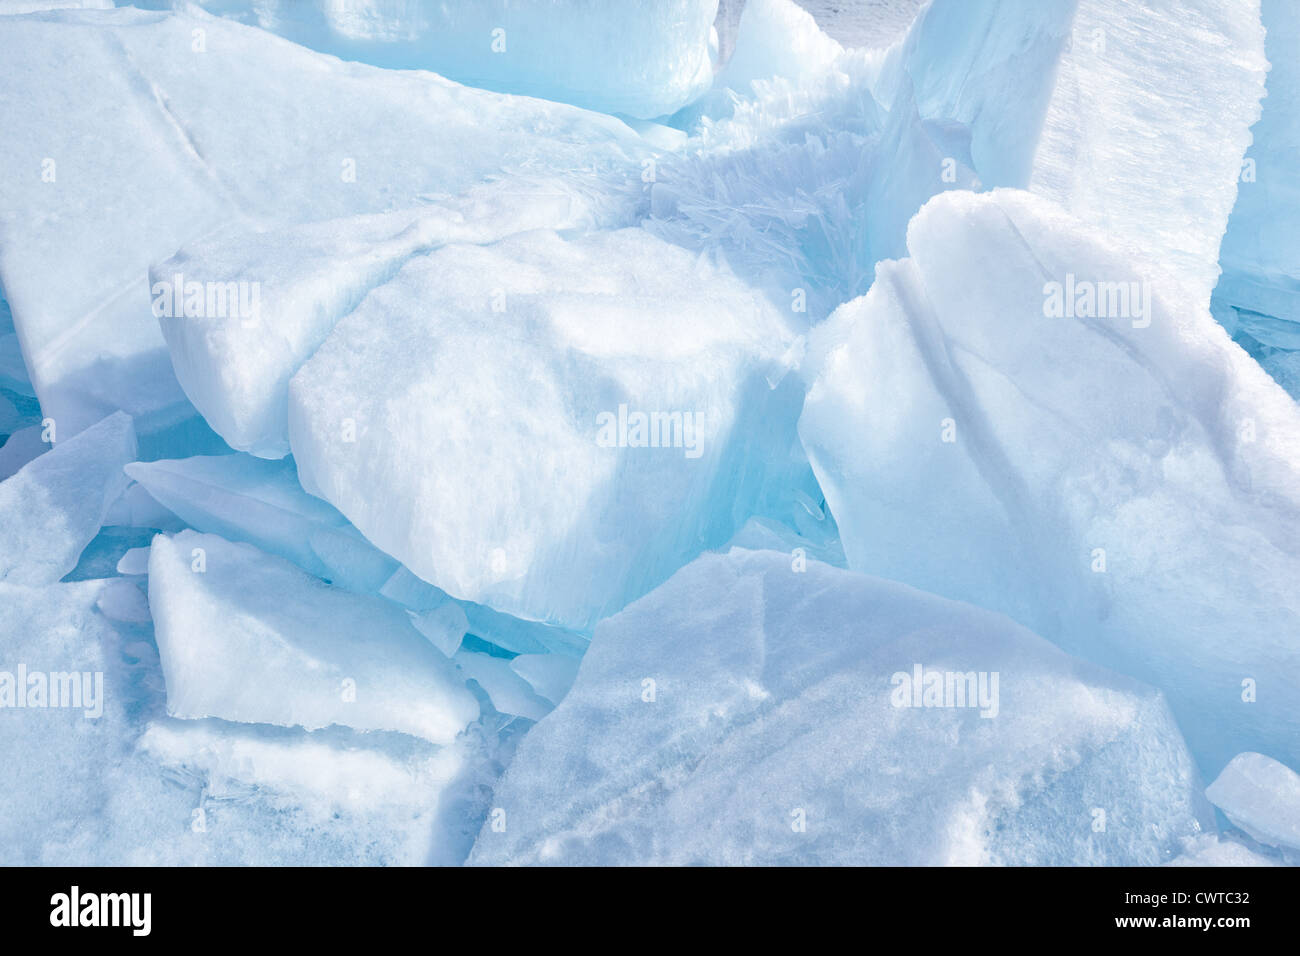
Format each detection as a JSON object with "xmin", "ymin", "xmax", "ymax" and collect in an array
[
  {"xmin": 454, "ymin": 651, "xmax": 553, "ymax": 723},
  {"xmin": 1205, "ymin": 753, "xmax": 1300, "ymax": 852},
  {"xmin": 508, "ymin": 654, "xmax": 582, "ymax": 706},
  {"xmin": 135, "ymin": 0, "xmax": 719, "ymax": 119},
  {"xmin": 470, "ymin": 549, "xmax": 1206, "ymax": 866},
  {"xmin": 0, "ymin": 411, "xmax": 135, "ymax": 585},
  {"xmin": 148, "ymin": 530, "xmax": 478, "ymax": 743},
  {"xmin": 288, "ymin": 227, "xmax": 811, "ymax": 629},
  {"xmin": 1213, "ymin": 0, "xmax": 1300, "ymax": 393},
  {"xmin": 799, "ymin": 188, "xmax": 1300, "ymax": 772},
  {"xmin": 875, "ymin": 0, "xmax": 1267, "ymax": 305},
  {"xmin": 126, "ymin": 453, "xmax": 397, "ymax": 592}
]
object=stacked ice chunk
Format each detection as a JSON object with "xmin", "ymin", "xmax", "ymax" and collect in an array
[
  {"xmin": 0, "ymin": 6, "xmax": 651, "ymax": 441},
  {"xmin": 288, "ymin": 227, "xmax": 812, "ymax": 629}
]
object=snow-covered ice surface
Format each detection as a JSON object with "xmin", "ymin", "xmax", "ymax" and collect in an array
[
  {"xmin": 470, "ymin": 550, "xmax": 1208, "ymax": 866},
  {"xmin": 1, "ymin": 0, "xmax": 1297, "ymax": 868}
]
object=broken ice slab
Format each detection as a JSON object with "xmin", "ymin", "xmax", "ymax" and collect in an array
[
  {"xmin": 137, "ymin": 718, "xmax": 479, "ymax": 866},
  {"xmin": 799, "ymin": 188, "xmax": 1300, "ymax": 773},
  {"xmin": 155, "ymin": 195, "xmax": 599, "ymax": 459},
  {"xmin": 454, "ymin": 650, "xmax": 553, "ymax": 723},
  {"xmin": 508, "ymin": 653, "xmax": 582, "ymax": 707},
  {"xmin": 1206, "ymin": 752, "xmax": 1300, "ymax": 852},
  {"xmin": 125, "ymin": 454, "xmax": 398, "ymax": 593},
  {"xmin": 148, "ymin": 530, "xmax": 478, "ymax": 744},
  {"xmin": 288, "ymin": 227, "xmax": 815, "ymax": 630},
  {"xmin": 0, "ymin": 411, "xmax": 135, "ymax": 586},
  {"xmin": 0, "ymin": 578, "xmax": 128, "ymax": 864},
  {"xmin": 875, "ymin": 0, "xmax": 1267, "ymax": 307},
  {"xmin": 470, "ymin": 549, "xmax": 1207, "ymax": 866}
]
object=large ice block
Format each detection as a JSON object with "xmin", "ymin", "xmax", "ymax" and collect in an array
[
  {"xmin": 875, "ymin": 0, "xmax": 1267, "ymax": 306},
  {"xmin": 469, "ymin": 549, "xmax": 1206, "ymax": 866},
  {"xmin": 288, "ymin": 227, "xmax": 811, "ymax": 629},
  {"xmin": 799, "ymin": 188, "xmax": 1300, "ymax": 772}
]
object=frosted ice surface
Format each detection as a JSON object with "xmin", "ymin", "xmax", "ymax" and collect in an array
[
  {"xmin": 137, "ymin": 719, "xmax": 474, "ymax": 866},
  {"xmin": 469, "ymin": 550, "xmax": 1206, "ymax": 866},
  {"xmin": 0, "ymin": 411, "xmax": 135, "ymax": 585},
  {"xmin": 148, "ymin": 530, "xmax": 478, "ymax": 743},
  {"xmin": 135, "ymin": 0, "xmax": 719, "ymax": 119},
  {"xmin": 0, "ymin": 1, "xmax": 112, "ymax": 11},
  {"xmin": 156, "ymin": 194, "xmax": 603, "ymax": 458},
  {"xmin": 0, "ymin": 579, "xmax": 132, "ymax": 863},
  {"xmin": 1206, "ymin": 753, "xmax": 1300, "ymax": 851},
  {"xmin": 875, "ymin": 0, "xmax": 1267, "ymax": 306},
  {"xmin": 793, "ymin": 0, "xmax": 927, "ymax": 49},
  {"xmin": 288, "ymin": 227, "xmax": 810, "ymax": 629},
  {"xmin": 799, "ymin": 189, "xmax": 1300, "ymax": 772},
  {"xmin": 0, "ymin": 7, "xmax": 650, "ymax": 439}
]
